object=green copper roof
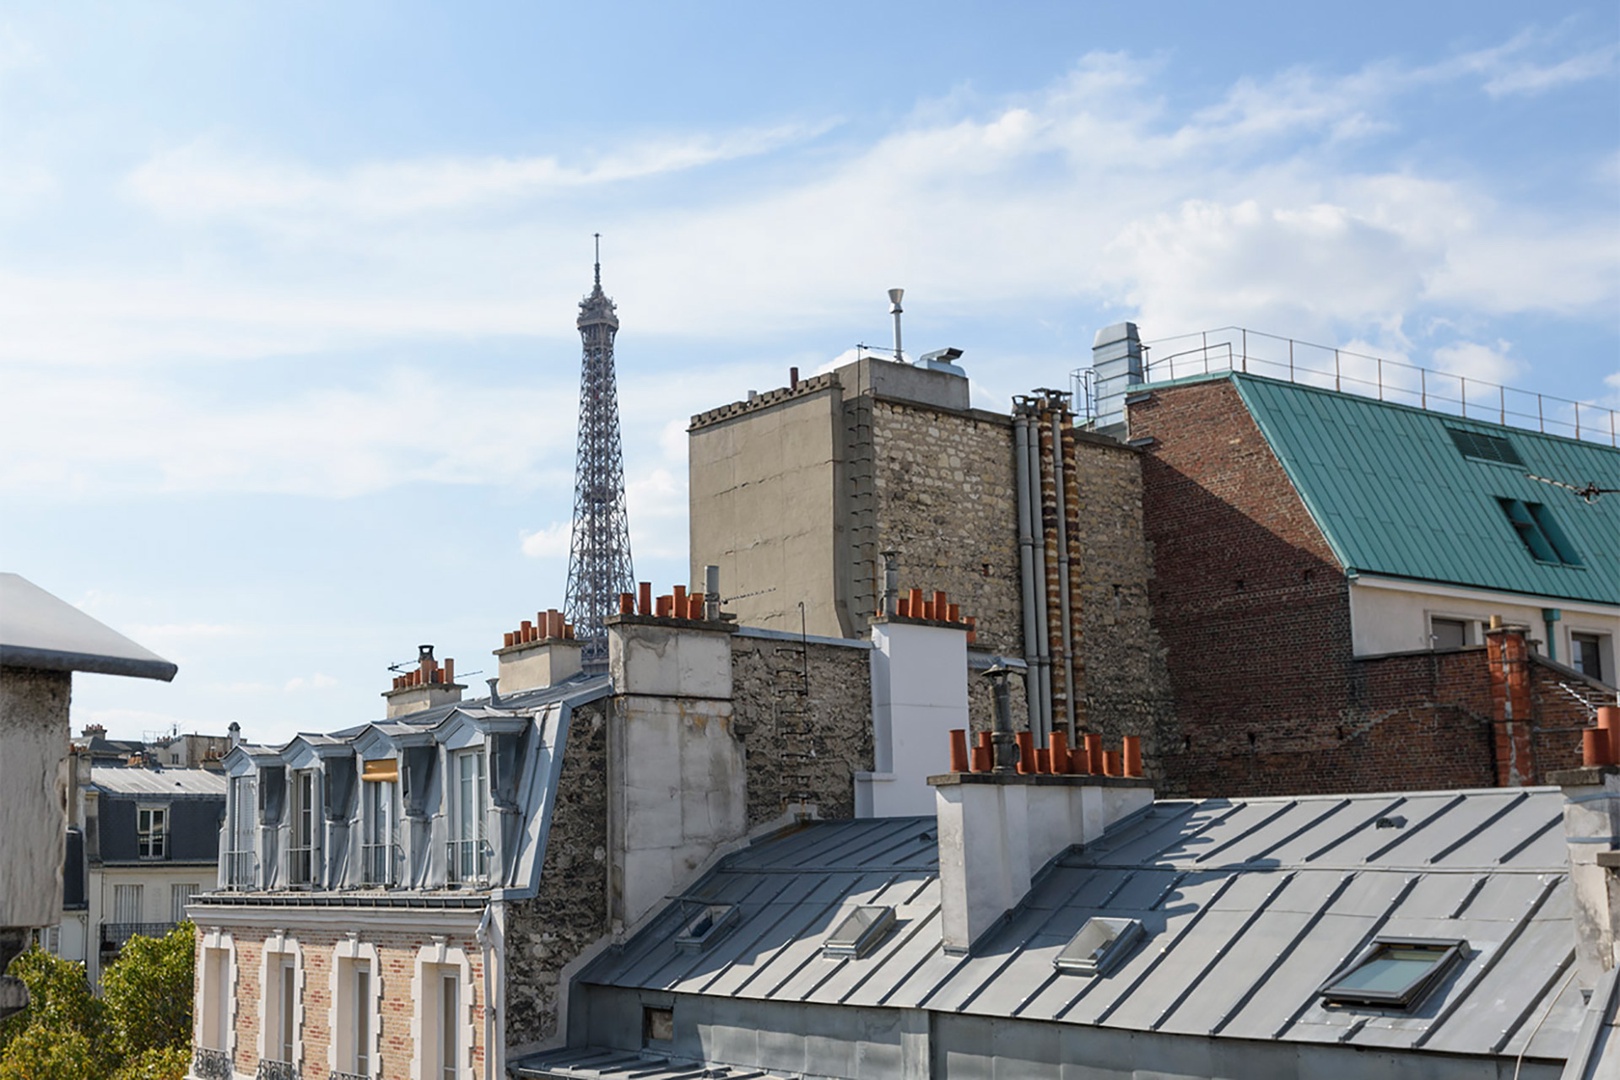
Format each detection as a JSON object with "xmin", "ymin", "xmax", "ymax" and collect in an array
[{"xmin": 1226, "ymin": 373, "xmax": 1619, "ymax": 605}]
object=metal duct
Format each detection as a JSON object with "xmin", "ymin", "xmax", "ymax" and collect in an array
[
  {"xmin": 1023, "ymin": 400, "xmax": 1052, "ymax": 744},
  {"xmin": 1013, "ymin": 408, "xmax": 1041, "ymax": 738}
]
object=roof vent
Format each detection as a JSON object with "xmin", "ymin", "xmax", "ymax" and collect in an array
[
  {"xmin": 674, "ymin": 903, "xmax": 737, "ymax": 953},
  {"xmin": 823, "ymin": 905, "xmax": 897, "ymax": 959},
  {"xmin": 1054, "ymin": 917, "xmax": 1144, "ymax": 976}
]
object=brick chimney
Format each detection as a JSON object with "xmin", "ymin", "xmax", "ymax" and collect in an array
[
  {"xmin": 1485, "ymin": 619, "xmax": 1537, "ymax": 785},
  {"xmin": 494, "ymin": 608, "xmax": 583, "ymax": 696},
  {"xmin": 381, "ymin": 645, "xmax": 463, "ymax": 719}
]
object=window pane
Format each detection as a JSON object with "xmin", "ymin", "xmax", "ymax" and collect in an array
[
  {"xmin": 1431, "ymin": 619, "xmax": 1467, "ymax": 649},
  {"xmin": 1330, "ymin": 948, "xmax": 1438, "ymax": 995}
]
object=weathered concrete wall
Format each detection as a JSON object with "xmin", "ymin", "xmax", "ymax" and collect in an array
[
  {"xmin": 0, "ymin": 666, "xmax": 70, "ymax": 930},
  {"xmin": 504, "ymin": 702, "xmax": 608, "ymax": 1050},
  {"xmin": 728, "ymin": 631, "xmax": 874, "ymax": 825},
  {"xmin": 689, "ymin": 377, "xmax": 848, "ymax": 638}
]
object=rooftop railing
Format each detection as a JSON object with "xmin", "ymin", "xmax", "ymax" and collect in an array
[{"xmin": 1077, "ymin": 326, "xmax": 1618, "ymax": 446}]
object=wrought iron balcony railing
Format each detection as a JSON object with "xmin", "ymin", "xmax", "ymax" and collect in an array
[
  {"xmin": 256, "ymin": 1059, "xmax": 297, "ymax": 1080},
  {"xmin": 447, "ymin": 839, "xmax": 490, "ymax": 885},
  {"xmin": 192, "ymin": 1045, "xmax": 232, "ymax": 1080},
  {"xmin": 329, "ymin": 1070, "xmax": 372, "ymax": 1080},
  {"xmin": 287, "ymin": 845, "xmax": 315, "ymax": 887},
  {"xmin": 225, "ymin": 849, "xmax": 257, "ymax": 889},
  {"xmin": 360, "ymin": 842, "xmax": 398, "ymax": 887},
  {"xmin": 100, "ymin": 921, "xmax": 175, "ymax": 950}
]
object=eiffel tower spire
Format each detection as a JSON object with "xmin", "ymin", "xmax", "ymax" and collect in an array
[{"xmin": 564, "ymin": 235, "xmax": 635, "ymax": 673}]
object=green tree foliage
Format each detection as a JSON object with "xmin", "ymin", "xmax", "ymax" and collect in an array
[{"xmin": 1, "ymin": 923, "xmax": 194, "ymax": 1080}]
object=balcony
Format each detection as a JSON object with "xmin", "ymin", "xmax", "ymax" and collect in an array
[
  {"xmin": 287, "ymin": 844, "xmax": 315, "ymax": 887},
  {"xmin": 360, "ymin": 843, "xmax": 398, "ymax": 887},
  {"xmin": 191, "ymin": 1045, "xmax": 231, "ymax": 1080},
  {"xmin": 329, "ymin": 1071, "xmax": 371, "ymax": 1080},
  {"xmin": 447, "ymin": 839, "xmax": 490, "ymax": 885},
  {"xmin": 225, "ymin": 849, "xmax": 257, "ymax": 890},
  {"xmin": 100, "ymin": 922, "xmax": 176, "ymax": 951},
  {"xmin": 256, "ymin": 1060, "xmax": 297, "ymax": 1080}
]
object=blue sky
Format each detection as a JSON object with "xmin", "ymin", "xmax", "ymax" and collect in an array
[{"xmin": 2, "ymin": 2, "xmax": 1616, "ymax": 746}]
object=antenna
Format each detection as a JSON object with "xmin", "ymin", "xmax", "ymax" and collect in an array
[
  {"xmin": 593, "ymin": 232, "xmax": 601, "ymax": 288},
  {"xmin": 888, "ymin": 288, "xmax": 904, "ymax": 363}
]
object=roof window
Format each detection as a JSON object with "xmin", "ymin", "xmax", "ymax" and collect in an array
[
  {"xmin": 1499, "ymin": 498, "xmax": 1582, "ymax": 566},
  {"xmin": 823, "ymin": 905, "xmax": 896, "ymax": 959},
  {"xmin": 1318, "ymin": 936, "xmax": 1467, "ymax": 1008},
  {"xmin": 1447, "ymin": 427, "xmax": 1523, "ymax": 466},
  {"xmin": 674, "ymin": 903, "xmax": 737, "ymax": 953},
  {"xmin": 1053, "ymin": 917, "xmax": 1144, "ymax": 976}
]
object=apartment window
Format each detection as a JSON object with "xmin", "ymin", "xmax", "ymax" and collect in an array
[
  {"xmin": 113, "ymin": 883, "xmax": 143, "ymax": 924},
  {"xmin": 170, "ymin": 884, "xmax": 197, "ymax": 924},
  {"xmin": 1319, "ymin": 936, "xmax": 1466, "ymax": 1008},
  {"xmin": 227, "ymin": 774, "xmax": 257, "ymax": 888},
  {"xmin": 136, "ymin": 805, "xmax": 168, "ymax": 860},
  {"xmin": 200, "ymin": 945, "xmax": 231, "ymax": 1051},
  {"xmin": 1498, "ymin": 498, "xmax": 1582, "ymax": 566},
  {"xmin": 1430, "ymin": 617, "xmax": 1469, "ymax": 650},
  {"xmin": 1573, "ymin": 633, "xmax": 1610, "ymax": 683},
  {"xmin": 288, "ymin": 770, "xmax": 316, "ymax": 886},
  {"xmin": 334, "ymin": 958, "xmax": 374, "ymax": 1077},
  {"xmin": 449, "ymin": 749, "xmax": 488, "ymax": 884},
  {"xmin": 279, "ymin": 957, "xmax": 297, "ymax": 1063},
  {"xmin": 362, "ymin": 777, "xmax": 395, "ymax": 886},
  {"xmin": 440, "ymin": 972, "xmax": 460, "ymax": 1080}
]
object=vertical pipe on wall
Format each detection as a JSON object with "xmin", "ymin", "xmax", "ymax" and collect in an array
[
  {"xmin": 1025, "ymin": 404, "xmax": 1052, "ymax": 744},
  {"xmin": 1013, "ymin": 407, "xmax": 1041, "ymax": 737},
  {"xmin": 1039, "ymin": 413, "xmax": 1064, "ymax": 744},
  {"xmin": 1061, "ymin": 419, "xmax": 1085, "ymax": 733},
  {"xmin": 1051, "ymin": 408, "xmax": 1075, "ymax": 744}
]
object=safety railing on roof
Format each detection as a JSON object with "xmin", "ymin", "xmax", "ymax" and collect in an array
[
  {"xmin": 447, "ymin": 839, "xmax": 490, "ymax": 885},
  {"xmin": 1075, "ymin": 326, "xmax": 1619, "ymax": 446},
  {"xmin": 225, "ymin": 849, "xmax": 256, "ymax": 889},
  {"xmin": 360, "ymin": 842, "xmax": 399, "ymax": 887}
]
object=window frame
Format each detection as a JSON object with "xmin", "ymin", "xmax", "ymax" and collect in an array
[
  {"xmin": 1318, "ymin": 935, "xmax": 1468, "ymax": 1009},
  {"xmin": 1053, "ymin": 916, "xmax": 1145, "ymax": 976},
  {"xmin": 448, "ymin": 748, "xmax": 488, "ymax": 884},
  {"xmin": 1570, "ymin": 631, "xmax": 1611, "ymax": 684},
  {"xmin": 287, "ymin": 769, "xmax": 317, "ymax": 886},
  {"xmin": 1498, "ymin": 497, "xmax": 1583, "ymax": 567},
  {"xmin": 136, "ymin": 804, "xmax": 169, "ymax": 860}
]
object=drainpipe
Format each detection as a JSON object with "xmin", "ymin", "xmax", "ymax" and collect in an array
[
  {"xmin": 1013, "ymin": 406, "xmax": 1041, "ymax": 737},
  {"xmin": 1024, "ymin": 402, "xmax": 1052, "ymax": 745},
  {"xmin": 475, "ymin": 901, "xmax": 499, "ymax": 1080},
  {"xmin": 881, "ymin": 551, "xmax": 899, "ymax": 617},
  {"xmin": 1542, "ymin": 608, "xmax": 1561, "ymax": 663},
  {"xmin": 1051, "ymin": 408, "xmax": 1075, "ymax": 744}
]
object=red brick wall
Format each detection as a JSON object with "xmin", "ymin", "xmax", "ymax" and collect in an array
[{"xmin": 1129, "ymin": 378, "xmax": 1543, "ymax": 797}]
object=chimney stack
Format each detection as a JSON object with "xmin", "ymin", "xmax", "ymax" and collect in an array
[
  {"xmin": 494, "ymin": 608, "xmax": 583, "ymax": 696},
  {"xmin": 1551, "ymin": 729, "xmax": 1620, "ymax": 986},
  {"xmin": 381, "ymin": 644, "xmax": 464, "ymax": 719}
]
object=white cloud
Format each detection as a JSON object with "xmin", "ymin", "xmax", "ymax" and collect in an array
[
  {"xmin": 1432, "ymin": 340, "xmax": 1521, "ymax": 385},
  {"xmin": 284, "ymin": 672, "xmax": 338, "ymax": 693},
  {"xmin": 520, "ymin": 521, "xmax": 572, "ymax": 559},
  {"xmin": 1481, "ymin": 43, "xmax": 1619, "ymax": 98}
]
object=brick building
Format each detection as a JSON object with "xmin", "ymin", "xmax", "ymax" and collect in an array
[
  {"xmin": 185, "ymin": 585, "xmax": 999, "ymax": 1079},
  {"xmin": 1125, "ymin": 369, "xmax": 1618, "ymax": 796}
]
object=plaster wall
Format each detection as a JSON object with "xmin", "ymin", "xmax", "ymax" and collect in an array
[
  {"xmin": 496, "ymin": 640, "xmax": 583, "ymax": 696},
  {"xmin": 1349, "ymin": 576, "xmax": 1619, "ymax": 669},
  {"xmin": 689, "ymin": 380, "xmax": 847, "ymax": 638},
  {"xmin": 0, "ymin": 666, "xmax": 70, "ymax": 930},
  {"xmin": 859, "ymin": 621, "xmax": 968, "ymax": 818}
]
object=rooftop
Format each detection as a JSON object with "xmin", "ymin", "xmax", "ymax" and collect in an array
[{"xmin": 0, "ymin": 572, "xmax": 177, "ymax": 681}]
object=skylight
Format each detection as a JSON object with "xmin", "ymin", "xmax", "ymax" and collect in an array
[
  {"xmin": 1053, "ymin": 917, "xmax": 1144, "ymax": 976},
  {"xmin": 823, "ymin": 905, "xmax": 896, "ymax": 959},
  {"xmin": 1499, "ymin": 498, "xmax": 1582, "ymax": 566},
  {"xmin": 674, "ymin": 903, "xmax": 737, "ymax": 953},
  {"xmin": 1318, "ymin": 936, "xmax": 1467, "ymax": 1008},
  {"xmin": 1447, "ymin": 427, "xmax": 1523, "ymax": 466}
]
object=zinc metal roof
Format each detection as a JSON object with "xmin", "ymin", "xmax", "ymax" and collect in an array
[
  {"xmin": 0, "ymin": 573, "xmax": 178, "ymax": 681},
  {"xmin": 90, "ymin": 764, "xmax": 227, "ymax": 797},
  {"xmin": 1226, "ymin": 374, "xmax": 1620, "ymax": 605},
  {"xmin": 576, "ymin": 788, "xmax": 1582, "ymax": 1063}
]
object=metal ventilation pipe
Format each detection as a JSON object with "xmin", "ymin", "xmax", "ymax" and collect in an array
[
  {"xmin": 704, "ymin": 565, "xmax": 721, "ymax": 621},
  {"xmin": 1013, "ymin": 402, "xmax": 1043, "ymax": 739},
  {"xmin": 881, "ymin": 550, "xmax": 900, "ymax": 617},
  {"xmin": 1026, "ymin": 404, "xmax": 1052, "ymax": 745},
  {"xmin": 888, "ymin": 288, "xmax": 905, "ymax": 363}
]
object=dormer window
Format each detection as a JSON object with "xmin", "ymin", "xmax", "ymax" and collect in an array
[
  {"xmin": 226, "ymin": 774, "xmax": 257, "ymax": 888},
  {"xmin": 448, "ymin": 748, "xmax": 488, "ymax": 884},
  {"xmin": 361, "ymin": 759, "xmax": 398, "ymax": 887},
  {"xmin": 1318, "ymin": 936, "xmax": 1467, "ymax": 1009},
  {"xmin": 137, "ymin": 805, "xmax": 168, "ymax": 860}
]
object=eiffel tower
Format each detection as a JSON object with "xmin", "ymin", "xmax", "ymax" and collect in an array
[{"xmin": 563, "ymin": 236, "xmax": 635, "ymax": 673}]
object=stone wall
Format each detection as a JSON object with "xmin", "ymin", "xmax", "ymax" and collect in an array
[
  {"xmin": 504, "ymin": 701, "xmax": 609, "ymax": 1050},
  {"xmin": 870, "ymin": 401, "xmax": 1022, "ymax": 657},
  {"xmin": 1069, "ymin": 434, "xmax": 1178, "ymax": 770},
  {"xmin": 0, "ymin": 666, "xmax": 71, "ymax": 930},
  {"xmin": 729, "ymin": 632, "xmax": 874, "ymax": 825}
]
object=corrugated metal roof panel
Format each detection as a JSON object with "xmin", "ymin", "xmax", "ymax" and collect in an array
[
  {"xmin": 1229, "ymin": 374, "xmax": 1620, "ymax": 604},
  {"xmin": 578, "ymin": 790, "xmax": 1582, "ymax": 1062}
]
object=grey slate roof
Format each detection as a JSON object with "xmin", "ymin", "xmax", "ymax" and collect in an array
[
  {"xmin": 565, "ymin": 788, "xmax": 1581, "ymax": 1067},
  {"xmin": 0, "ymin": 572, "xmax": 177, "ymax": 680}
]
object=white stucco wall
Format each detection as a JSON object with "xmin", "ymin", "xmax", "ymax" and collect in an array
[{"xmin": 1348, "ymin": 575, "xmax": 1618, "ymax": 676}]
